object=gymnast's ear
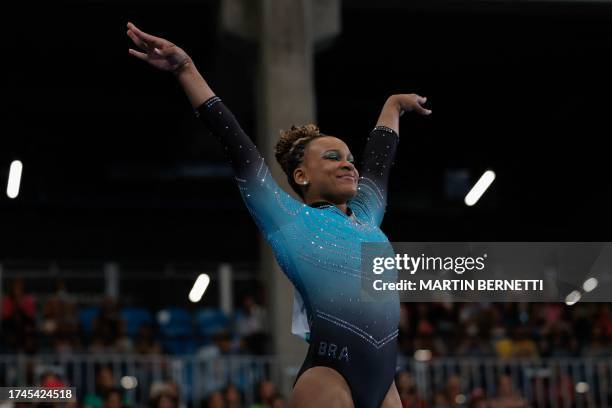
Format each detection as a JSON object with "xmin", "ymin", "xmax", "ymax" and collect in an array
[{"xmin": 293, "ymin": 167, "xmax": 308, "ymax": 187}]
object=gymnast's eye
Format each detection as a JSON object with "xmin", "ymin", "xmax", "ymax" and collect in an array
[
  {"xmin": 322, "ymin": 151, "xmax": 354, "ymax": 163},
  {"xmin": 322, "ymin": 151, "xmax": 341, "ymax": 160}
]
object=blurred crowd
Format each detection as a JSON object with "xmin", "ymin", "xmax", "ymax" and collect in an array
[
  {"xmin": 395, "ymin": 371, "xmax": 529, "ymax": 408},
  {"xmin": 0, "ymin": 365, "xmax": 287, "ymax": 408},
  {"xmin": 1, "ymin": 279, "xmax": 268, "ymax": 356},
  {"xmin": 1, "ymin": 361, "xmax": 534, "ymax": 408},
  {"xmin": 397, "ymin": 302, "xmax": 612, "ymax": 359},
  {"xmin": 4, "ymin": 278, "xmax": 612, "ymax": 358},
  {"xmin": 4, "ymin": 278, "xmax": 612, "ymax": 407},
  {"xmin": 0, "ymin": 363, "xmax": 538, "ymax": 408}
]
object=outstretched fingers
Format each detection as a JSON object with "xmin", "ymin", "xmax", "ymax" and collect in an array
[
  {"xmin": 128, "ymin": 48, "xmax": 148, "ymax": 62},
  {"xmin": 415, "ymin": 104, "xmax": 432, "ymax": 115},
  {"xmin": 415, "ymin": 95, "xmax": 432, "ymax": 115},
  {"xmin": 126, "ymin": 22, "xmax": 165, "ymax": 48},
  {"xmin": 127, "ymin": 29, "xmax": 148, "ymax": 51}
]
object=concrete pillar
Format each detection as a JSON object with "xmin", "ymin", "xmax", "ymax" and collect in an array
[
  {"xmin": 254, "ymin": 3, "xmax": 315, "ymax": 390},
  {"xmin": 221, "ymin": 1, "xmax": 341, "ymax": 389},
  {"xmin": 0, "ymin": 263, "xmax": 3, "ymax": 318},
  {"xmin": 104, "ymin": 262, "xmax": 120, "ymax": 299},
  {"xmin": 218, "ymin": 263, "xmax": 233, "ymax": 316}
]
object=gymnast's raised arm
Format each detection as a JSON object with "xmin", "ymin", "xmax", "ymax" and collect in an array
[
  {"xmin": 126, "ymin": 22, "xmax": 301, "ymax": 234},
  {"xmin": 351, "ymin": 94, "xmax": 431, "ymax": 225}
]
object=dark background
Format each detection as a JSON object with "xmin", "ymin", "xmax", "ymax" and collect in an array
[{"xmin": 2, "ymin": 0, "xmax": 611, "ymax": 265}]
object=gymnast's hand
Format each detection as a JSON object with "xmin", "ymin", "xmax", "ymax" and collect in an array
[
  {"xmin": 376, "ymin": 94, "xmax": 430, "ymax": 132},
  {"xmin": 127, "ymin": 22, "xmax": 192, "ymax": 73},
  {"xmin": 392, "ymin": 94, "xmax": 432, "ymax": 116}
]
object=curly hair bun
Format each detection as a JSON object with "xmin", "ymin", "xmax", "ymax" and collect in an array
[{"xmin": 274, "ymin": 124, "xmax": 321, "ymax": 175}]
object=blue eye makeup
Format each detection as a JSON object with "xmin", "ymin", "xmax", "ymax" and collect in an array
[
  {"xmin": 322, "ymin": 150, "xmax": 354, "ymax": 162},
  {"xmin": 322, "ymin": 151, "xmax": 340, "ymax": 160}
]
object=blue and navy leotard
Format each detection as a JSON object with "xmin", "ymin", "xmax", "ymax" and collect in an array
[{"xmin": 196, "ymin": 96, "xmax": 400, "ymax": 408}]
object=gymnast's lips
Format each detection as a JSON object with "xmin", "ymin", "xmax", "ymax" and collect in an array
[{"xmin": 337, "ymin": 173, "xmax": 356, "ymax": 182}]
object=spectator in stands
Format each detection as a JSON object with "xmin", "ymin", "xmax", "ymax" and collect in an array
[
  {"xmin": 432, "ymin": 392, "xmax": 451, "ymax": 408},
  {"xmin": 113, "ymin": 323, "xmax": 133, "ymax": 354},
  {"xmin": 269, "ymin": 393, "xmax": 286, "ymax": 408},
  {"xmin": 249, "ymin": 380, "xmax": 276, "ymax": 408},
  {"xmin": 205, "ymin": 391, "xmax": 225, "ymax": 408},
  {"xmin": 134, "ymin": 324, "xmax": 162, "ymax": 355},
  {"xmin": 488, "ymin": 375, "xmax": 527, "ymax": 408},
  {"xmin": 167, "ymin": 381, "xmax": 186, "ymax": 408},
  {"xmin": 222, "ymin": 384, "xmax": 241, "ymax": 408},
  {"xmin": 40, "ymin": 371, "xmax": 66, "ymax": 388},
  {"xmin": 550, "ymin": 372, "xmax": 575, "ymax": 406},
  {"xmin": 542, "ymin": 319, "xmax": 576, "ymax": 357},
  {"xmin": 412, "ymin": 333, "xmax": 447, "ymax": 358},
  {"xmin": 395, "ymin": 371, "xmax": 426, "ymax": 408},
  {"xmin": 40, "ymin": 297, "xmax": 61, "ymax": 346},
  {"xmin": 149, "ymin": 382, "xmax": 179, "ymax": 408},
  {"xmin": 431, "ymin": 303, "xmax": 457, "ymax": 348},
  {"xmin": 84, "ymin": 366, "xmax": 116, "ymax": 408},
  {"xmin": 235, "ymin": 294, "xmax": 268, "ymax": 355},
  {"xmin": 456, "ymin": 323, "xmax": 492, "ymax": 357},
  {"xmin": 584, "ymin": 325, "xmax": 612, "ymax": 357},
  {"xmin": 196, "ymin": 331, "xmax": 240, "ymax": 359},
  {"xmin": 444, "ymin": 375, "xmax": 462, "ymax": 407},
  {"xmin": 38, "ymin": 370, "xmax": 76, "ymax": 408},
  {"xmin": 1, "ymin": 278, "xmax": 36, "ymax": 353},
  {"xmin": 40, "ymin": 295, "xmax": 80, "ymax": 355},
  {"xmin": 411, "ymin": 305, "xmax": 448, "ymax": 357},
  {"xmin": 89, "ymin": 297, "xmax": 129, "ymax": 353},
  {"xmin": 424, "ymin": 375, "xmax": 470, "ymax": 407},
  {"xmin": 468, "ymin": 389, "xmax": 487, "ymax": 408},
  {"xmin": 510, "ymin": 326, "xmax": 538, "ymax": 358},
  {"xmin": 491, "ymin": 325, "xmax": 514, "ymax": 359},
  {"xmin": 595, "ymin": 304, "xmax": 612, "ymax": 337},
  {"xmin": 103, "ymin": 388, "xmax": 124, "ymax": 408},
  {"xmin": 54, "ymin": 302, "xmax": 81, "ymax": 355},
  {"xmin": 570, "ymin": 303, "xmax": 594, "ymax": 351}
]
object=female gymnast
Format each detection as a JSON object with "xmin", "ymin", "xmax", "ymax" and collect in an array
[{"xmin": 127, "ymin": 22, "xmax": 431, "ymax": 408}]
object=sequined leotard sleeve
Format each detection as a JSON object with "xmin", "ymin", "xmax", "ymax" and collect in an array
[
  {"xmin": 194, "ymin": 96, "xmax": 302, "ymax": 239},
  {"xmin": 349, "ymin": 125, "xmax": 399, "ymax": 226}
]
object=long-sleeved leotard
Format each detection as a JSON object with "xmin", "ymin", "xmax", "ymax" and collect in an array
[{"xmin": 196, "ymin": 96, "xmax": 400, "ymax": 408}]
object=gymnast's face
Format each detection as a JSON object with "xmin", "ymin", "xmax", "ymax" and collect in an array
[{"xmin": 295, "ymin": 136, "xmax": 359, "ymax": 204}]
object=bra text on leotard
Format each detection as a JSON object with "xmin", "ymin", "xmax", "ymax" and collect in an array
[{"xmin": 318, "ymin": 341, "xmax": 349, "ymax": 362}]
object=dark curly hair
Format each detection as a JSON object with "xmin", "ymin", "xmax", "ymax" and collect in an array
[{"xmin": 275, "ymin": 124, "xmax": 327, "ymax": 197}]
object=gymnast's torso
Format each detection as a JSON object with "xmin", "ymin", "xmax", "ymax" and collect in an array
[{"xmin": 197, "ymin": 95, "xmax": 400, "ymax": 408}]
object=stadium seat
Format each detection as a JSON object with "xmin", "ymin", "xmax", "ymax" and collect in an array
[
  {"xmin": 157, "ymin": 308, "xmax": 193, "ymax": 338},
  {"xmin": 78, "ymin": 307, "xmax": 100, "ymax": 333},
  {"xmin": 195, "ymin": 308, "xmax": 229, "ymax": 337},
  {"xmin": 121, "ymin": 307, "xmax": 153, "ymax": 337},
  {"xmin": 161, "ymin": 338, "xmax": 198, "ymax": 355}
]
